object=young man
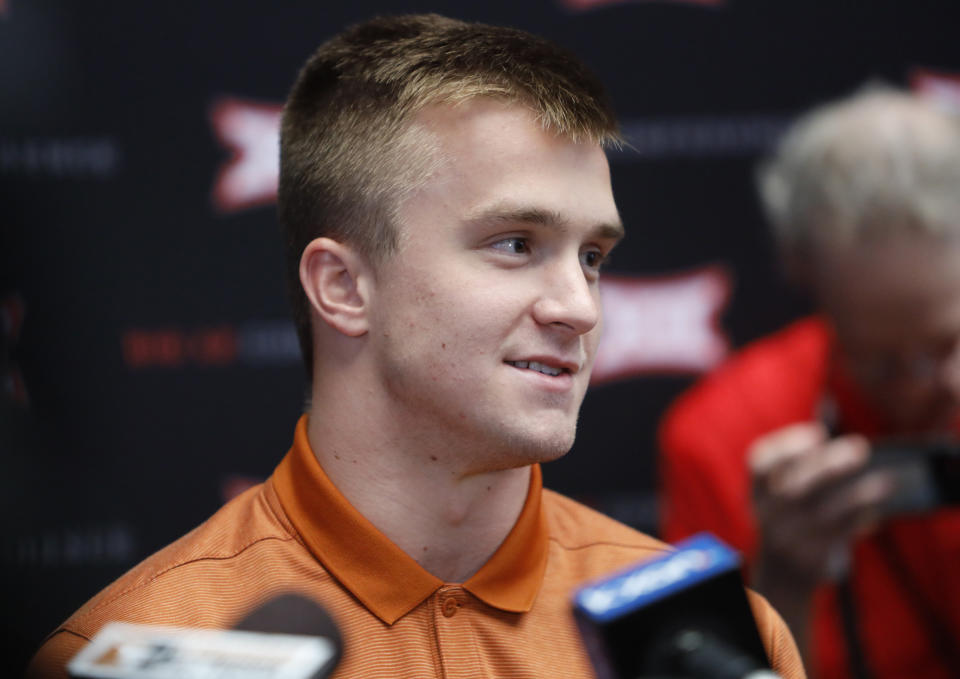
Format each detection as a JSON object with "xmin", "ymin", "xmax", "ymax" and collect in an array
[
  {"xmin": 660, "ymin": 88, "xmax": 960, "ymax": 678},
  {"xmin": 30, "ymin": 14, "xmax": 802, "ymax": 678}
]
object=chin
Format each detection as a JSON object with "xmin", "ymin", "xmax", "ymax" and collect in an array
[
  {"xmin": 504, "ymin": 427, "xmax": 577, "ymax": 466},
  {"xmin": 466, "ymin": 413, "xmax": 579, "ymax": 471}
]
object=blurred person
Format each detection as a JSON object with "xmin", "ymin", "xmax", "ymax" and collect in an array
[
  {"xmin": 660, "ymin": 87, "xmax": 960, "ymax": 679},
  {"xmin": 28, "ymin": 14, "xmax": 802, "ymax": 679}
]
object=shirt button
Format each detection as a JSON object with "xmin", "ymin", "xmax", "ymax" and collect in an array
[{"xmin": 442, "ymin": 597, "xmax": 459, "ymax": 618}]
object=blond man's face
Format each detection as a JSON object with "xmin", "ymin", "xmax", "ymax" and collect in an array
[{"xmin": 364, "ymin": 99, "xmax": 623, "ymax": 471}]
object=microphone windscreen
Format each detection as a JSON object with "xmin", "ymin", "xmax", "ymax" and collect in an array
[
  {"xmin": 236, "ymin": 593, "xmax": 341, "ymax": 637},
  {"xmin": 233, "ymin": 592, "xmax": 342, "ymax": 675},
  {"xmin": 572, "ymin": 533, "xmax": 772, "ymax": 679}
]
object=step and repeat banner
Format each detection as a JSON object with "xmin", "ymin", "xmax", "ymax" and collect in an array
[{"xmin": 2, "ymin": 0, "xmax": 958, "ymax": 671}]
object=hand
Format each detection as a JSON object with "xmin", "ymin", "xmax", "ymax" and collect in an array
[
  {"xmin": 747, "ymin": 422, "xmax": 896, "ymax": 661},
  {"xmin": 749, "ymin": 422, "xmax": 895, "ymax": 589}
]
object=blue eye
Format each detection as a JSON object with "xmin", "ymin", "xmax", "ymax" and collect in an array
[
  {"xmin": 491, "ymin": 237, "xmax": 529, "ymax": 254},
  {"xmin": 580, "ymin": 249, "xmax": 606, "ymax": 272}
]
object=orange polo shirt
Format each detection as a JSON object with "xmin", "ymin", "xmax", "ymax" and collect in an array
[{"xmin": 29, "ymin": 417, "xmax": 803, "ymax": 678}]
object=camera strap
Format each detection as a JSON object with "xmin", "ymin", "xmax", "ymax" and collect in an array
[
  {"xmin": 875, "ymin": 527, "xmax": 960, "ymax": 678},
  {"xmin": 836, "ymin": 575, "xmax": 873, "ymax": 679}
]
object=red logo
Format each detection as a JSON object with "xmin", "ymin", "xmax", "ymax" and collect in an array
[
  {"xmin": 591, "ymin": 267, "xmax": 730, "ymax": 384},
  {"xmin": 559, "ymin": 0, "xmax": 724, "ymax": 10},
  {"xmin": 210, "ymin": 98, "xmax": 281, "ymax": 212},
  {"xmin": 122, "ymin": 326, "xmax": 237, "ymax": 368},
  {"xmin": 911, "ymin": 68, "xmax": 960, "ymax": 115}
]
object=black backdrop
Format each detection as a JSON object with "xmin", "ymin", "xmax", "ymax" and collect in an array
[{"xmin": 3, "ymin": 0, "xmax": 959, "ymax": 673}]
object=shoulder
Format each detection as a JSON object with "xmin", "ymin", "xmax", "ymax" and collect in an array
[
  {"xmin": 661, "ymin": 316, "xmax": 831, "ymax": 449},
  {"xmin": 746, "ymin": 590, "xmax": 807, "ymax": 679},
  {"xmin": 54, "ymin": 482, "xmax": 300, "ymax": 640}
]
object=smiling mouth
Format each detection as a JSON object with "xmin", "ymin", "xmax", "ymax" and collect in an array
[{"xmin": 506, "ymin": 360, "xmax": 568, "ymax": 377}]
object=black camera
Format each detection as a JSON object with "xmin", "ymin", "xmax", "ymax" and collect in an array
[{"xmin": 866, "ymin": 439, "xmax": 960, "ymax": 517}]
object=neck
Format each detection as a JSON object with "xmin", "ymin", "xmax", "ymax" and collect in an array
[{"xmin": 305, "ymin": 378, "xmax": 533, "ymax": 583}]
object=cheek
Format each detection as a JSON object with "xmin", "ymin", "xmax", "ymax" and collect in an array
[
  {"xmin": 410, "ymin": 298, "xmax": 504, "ymax": 360},
  {"xmin": 380, "ymin": 264, "xmax": 535, "ymax": 353},
  {"xmin": 870, "ymin": 380, "xmax": 944, "ymax": 420}
]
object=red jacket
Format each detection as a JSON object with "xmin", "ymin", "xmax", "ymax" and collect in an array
[{"xmin": 660, "ymin": 316, "xmax": 960, "ymax": 679}]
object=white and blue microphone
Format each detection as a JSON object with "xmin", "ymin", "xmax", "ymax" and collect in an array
[{"xmin": 573, "ymin": 533, "xmax": 781, "ymax": 679}]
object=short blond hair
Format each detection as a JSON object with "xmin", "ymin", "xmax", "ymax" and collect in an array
[
  {"xmin": 757, "ymin": 86, "xmax": 960, "ymax": 281},
  {"xmin": 278, "ymin": 13, "xmax": 620, "ymax": 379}
]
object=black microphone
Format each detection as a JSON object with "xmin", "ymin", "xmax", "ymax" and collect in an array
[
  {"xmin": 573, "ymin": 533, "xmax": 780, "ymax": 679},
  {"xmin": 67, "ymin": 593, "xmax": 342, "ymax": 679}
]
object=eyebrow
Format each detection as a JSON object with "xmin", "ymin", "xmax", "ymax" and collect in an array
[{"xmin": 466, "ymin": 203, "xmax": 625, "ymax": 242}]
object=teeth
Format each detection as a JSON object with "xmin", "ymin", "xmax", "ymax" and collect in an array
[
  {"xmin": 508, "ymin": 360, "xmax": 563, "ymax": 376},
  {"xmin": 530, "ymin": 361, "xmax": 562, "ymax": 376}
]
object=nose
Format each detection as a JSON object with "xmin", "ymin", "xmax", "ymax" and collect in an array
[{"xmin": 531, "ymin": 255, "xmax": 600, "ymax": 335}]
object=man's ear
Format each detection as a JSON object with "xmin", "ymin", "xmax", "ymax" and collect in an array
[{"xmin": 299, "ymin": 237, "xmax": 371, "ymax": 337}]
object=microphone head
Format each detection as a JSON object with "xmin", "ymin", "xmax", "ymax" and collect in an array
[
  {"xmin": 572, "ymin": 533, "xmax": 772, "ymax": 679},
  {"xmin": 233, "ymin": 593, "xmax": 343, "ymax": 677},
  {"xmin": 235, "ymin": 593, "xmax": 342, "ymax": 639}
]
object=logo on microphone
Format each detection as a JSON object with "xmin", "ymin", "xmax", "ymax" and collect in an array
[
  {"xmin": 578, "ymin": 549, "xmax": 715, "ymax": 617},
  {"xmin": 574, "ymin": 533, "xmax": 740, "ymax": 621}
]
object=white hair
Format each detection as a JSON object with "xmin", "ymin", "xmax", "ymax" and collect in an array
[{"xmin": 757, "ymin": 86, "xmax": 960, "ymax": 276}]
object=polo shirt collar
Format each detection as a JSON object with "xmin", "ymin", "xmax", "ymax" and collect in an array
[{"xmin": 270, "ymin": 416, "xmax": 549, "ymax": 625}]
